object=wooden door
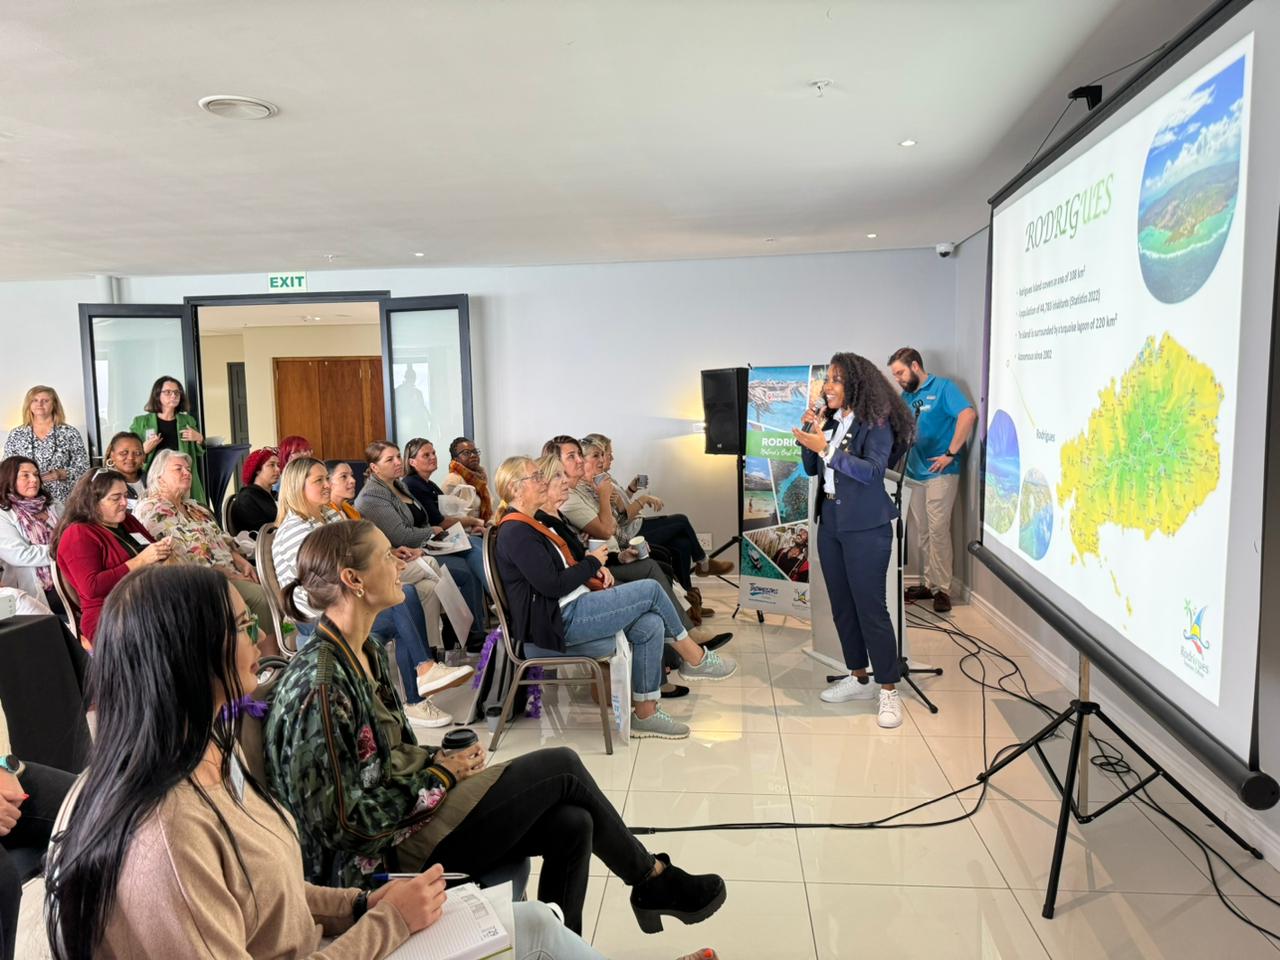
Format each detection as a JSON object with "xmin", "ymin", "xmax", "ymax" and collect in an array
[{"xmin": 274, "ymin": 356, "xmax": 385, "ymax": 461}]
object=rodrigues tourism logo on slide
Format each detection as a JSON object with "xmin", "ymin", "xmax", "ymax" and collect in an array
[
  {"xmin": 1138, "ymin": 53, "xmax": 1247, "ymax": 304},
  {"xmin": 1180, "ymin": 600, "xmax": 1211, "ymax": 679},
  {"xmin": 749, "ymin": 583, "xmax": 781, "ymax": 604},
  {"xmin": 792, "ymin": 585, "xmax": 810, "ymax": 607}
]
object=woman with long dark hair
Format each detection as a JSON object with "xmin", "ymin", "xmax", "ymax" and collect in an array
[
  {"xmin": 263, "ymin": 520, "xmax": 728, "ymax": 941},
  {"xmin": 0, "ymin": 455, "xmax": 63, "ymax": 613},
  {"xmin": 43, "ymin": 564, "xmax": 458, "ymax": 959},
  {"xmin": 791, "ymin": 351, "xmax": 916, "ymax": 730}
]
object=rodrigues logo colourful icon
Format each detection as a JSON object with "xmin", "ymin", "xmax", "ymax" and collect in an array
[{"xmin": 1183, "ymin": 601, "xmax": 1210, "ymax": 656}]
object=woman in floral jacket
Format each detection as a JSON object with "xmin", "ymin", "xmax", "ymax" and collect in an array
[
  {"xmin": 134, "ymin": 448, "xmax": 278, "ymax": 656},
  {"xmin": 262, "ymin": 519, "xmax": 728, "ymax": 939}
]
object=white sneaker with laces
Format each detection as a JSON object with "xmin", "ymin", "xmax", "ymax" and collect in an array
[
  {"xmin": 405, "ymin": 699, "xmax": 452, "ymax": 728},
  {"xmin": 417, "ymin": 661, "xmax": 475, "ymax": 697},
  {"xmin": 877, "ymin": 689, "xmax": 903, "ymax": 729},
  {"xmin": 819, "ymin": 675, "xmax": 878, "ymax": 703}
]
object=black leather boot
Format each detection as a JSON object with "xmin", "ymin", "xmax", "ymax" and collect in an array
[{"xmin": 629, "ymin": 853, "xmax": 727, "ymax": 933}]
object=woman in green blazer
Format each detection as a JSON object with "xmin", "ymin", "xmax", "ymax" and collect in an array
[{"xmin": 130, "ymin": 375, "xmax": 207, "ymax": 504}]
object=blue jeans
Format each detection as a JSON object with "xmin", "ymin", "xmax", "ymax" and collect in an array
[
  {"xmin": 556, "ymin": 580, "xmax": 686, "ymax": 701},
  {"xmin": 295, "ymin": 584, "xmax": 434, "ymax": 701},
  {"xmin": 512, "ymin": 901, "xmax": 606, "ymax": 960},
  {"xmin": 439, "ymin": 540, "xmax": 488, "ymax": 640}
]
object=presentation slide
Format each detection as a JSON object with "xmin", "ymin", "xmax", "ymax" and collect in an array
[{"xmin": 986, "ymin": 36, "xmax": 1254, "ymax": 711}]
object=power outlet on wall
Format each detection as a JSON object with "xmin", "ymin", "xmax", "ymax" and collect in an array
[{"xmin": 696, "ymin": 532, "xmax": 713, "ymax": 552}]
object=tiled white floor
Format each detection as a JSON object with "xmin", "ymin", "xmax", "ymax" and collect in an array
[{"xmin": 473, "ymin": 581, "xmax": 1280, "ymax": 958}]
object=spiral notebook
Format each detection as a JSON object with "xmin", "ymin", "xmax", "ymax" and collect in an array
[{"xmin": 383, "ymin": 882, "xmax": 513, "ymax": 960}]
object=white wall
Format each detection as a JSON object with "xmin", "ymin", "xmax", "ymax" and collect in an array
[
  {"xmin": 0, "ymin": 250, "xmax": 957, "ymax": 547},
  {"xmin": 198, "ymin": 333, "xmax": 245, "ymax": 443}
]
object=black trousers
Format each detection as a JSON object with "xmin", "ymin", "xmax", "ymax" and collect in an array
[
  {"xmin": 426, "ymin": 747, "xmax": 654, "ymax": 935},
  {"xmin": 816, "ymin": 509, "xmax": 900, "ymax": 684},
  {"xmin": 639, "ymin": 514, "xmax": 705, "ymax": 590},
  {"xmin": 0, "ymin": 762, "xmax": 75, "ymax": 960}
]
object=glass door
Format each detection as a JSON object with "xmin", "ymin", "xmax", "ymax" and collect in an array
[
  {"xmin": 77, "ymin": 303, "xmax": 199, "ymax": 460},
  {"xmin": 379, "ymin": 295, "xmax": 474, "ymax": 446}
]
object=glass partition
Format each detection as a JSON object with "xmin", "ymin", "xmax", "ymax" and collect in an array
[{"xmin": 381, "ymin": 296, "xmax": 473, "ymax": 447}]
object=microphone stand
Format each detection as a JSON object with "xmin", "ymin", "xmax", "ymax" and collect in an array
[{"xmin": 890, "ymin": 410, "xmax": 942, "ymax": 712}]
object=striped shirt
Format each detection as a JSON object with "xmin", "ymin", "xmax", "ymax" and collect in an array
[{"xmin": 272, "ymin": 507, "xmax": 341, "ymax": 621}]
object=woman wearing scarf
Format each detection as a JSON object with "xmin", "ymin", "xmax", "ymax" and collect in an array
[
  {"xmin": 441, "ymin": 436, "xmax": 492, "ymax": 521},
  {"xmin": 0, "ymin": 455, "xmax": 63, "ymax": 614}
]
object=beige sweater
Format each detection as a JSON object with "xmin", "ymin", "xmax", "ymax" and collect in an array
[{"xmin": 98, "ymin": 779, "xmax": 410, "ymax": 959}]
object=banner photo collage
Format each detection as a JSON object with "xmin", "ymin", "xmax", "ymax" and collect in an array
[{"xmin": 739, "ymin": 364, "xmax": 826, "ymax": 619}]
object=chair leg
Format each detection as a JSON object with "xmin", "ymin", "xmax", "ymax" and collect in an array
[
  {"xmin": 489, "ymin": 661, "xmax": 529, "ymax": 752},
  {"xmin": 594, "ymin": 663, "xmax": 614, "ymax": 755}
]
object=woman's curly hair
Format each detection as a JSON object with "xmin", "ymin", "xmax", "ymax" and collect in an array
[{"xmin": 828, "ymin": 352, "xmax": 916, "ymax": 462}]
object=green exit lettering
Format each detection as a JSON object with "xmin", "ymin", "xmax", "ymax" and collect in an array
[{"xmin": 268, "ymin": 272, "xmax": 307, "ymax": 291}]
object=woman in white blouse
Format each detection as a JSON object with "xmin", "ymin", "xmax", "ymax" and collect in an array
[{"xmin": 0, "ymin": 454, "xmax": 63, "ymax": 614}]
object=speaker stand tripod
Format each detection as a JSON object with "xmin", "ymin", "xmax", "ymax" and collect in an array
[
  {"xmin": 708, "ymin": 454, "xmax": 764, "ymax": 623},
  {"xmin": 890, "ymin": 431, "xmax": 942, "ymax": 711},
  {"xmin": 980, "ymin": 692, "xmax": 1261, "ymax": 918}
]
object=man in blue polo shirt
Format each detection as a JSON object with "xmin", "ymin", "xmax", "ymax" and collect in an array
[{"xmin": 888, "ymin": 348, "xmax": 976, "ymax": 613}]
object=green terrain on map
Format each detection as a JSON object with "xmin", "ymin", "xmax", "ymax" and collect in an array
[{"xmin": 1057, "ymin": 333, "xmax": 1222, "ymax": 561}]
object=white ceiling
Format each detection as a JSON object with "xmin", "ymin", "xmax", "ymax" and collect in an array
[
  {"xmin": 198, "ymin": 300, "xmax": 380, "ymax": 335},
  {"xmin": 0, "ymin": 0, "xmax": 1211, "ymax": 280}
]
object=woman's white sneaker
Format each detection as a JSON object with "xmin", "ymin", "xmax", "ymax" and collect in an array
[
  {"xmin": 819, "ymin": 675, "xmax": 878, "ymax": 703},
  {"xmin": 405, "ymin": 699, "xmax": 452, "ymax": 728},
  {"xmin": 877, "ymin": 689, "xmax": 903, "ymax": 729}
]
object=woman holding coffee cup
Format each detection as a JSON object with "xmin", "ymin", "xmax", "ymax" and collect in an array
[{"xmin": 263, "ymin": 519, "xmax": 729, "ymax": 943}]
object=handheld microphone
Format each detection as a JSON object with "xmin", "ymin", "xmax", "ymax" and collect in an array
[{"xmin": 805, "ymin": 400, "xmax": 827, "ymax": 433}]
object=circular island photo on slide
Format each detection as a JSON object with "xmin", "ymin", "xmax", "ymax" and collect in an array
[
  {"xmin": 1018, "ymin": 468, "xmax": 1053, "ymax": 561},
  {"xmin": 984, "ymin": 409, "xmax": 1020, "ymax": 534},
  {"xmin": 1137, "ymin": 53, "xmax": 1246, "ymax": 304}
]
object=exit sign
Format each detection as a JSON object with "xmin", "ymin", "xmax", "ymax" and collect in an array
[{"xmin": 268, "ymin": 271, "xmax": 307, "ymax": 292}]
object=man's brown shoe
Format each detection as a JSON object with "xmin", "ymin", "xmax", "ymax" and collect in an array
[
  {"xmin": 904, "ymin": 585, "xmax": 933, "ymax": 601},
  {"xmin": 932, "ymin": 591, "xmax": 952, "ymax": 613}
]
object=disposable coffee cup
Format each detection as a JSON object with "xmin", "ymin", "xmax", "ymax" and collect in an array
[
  {"xmin": 635, "ymin": 474, "xmax": 649, "ymax": 489},
  {"xmin": 587, "ymin": 538, "xmax": 608, "ymax": 552},
  {"xmin": 440, "ymin": 728, "xmax": 479, "ymax": 757},
  {"xmin": 631, "ymin": 535, "xmax": 650, "ymax": 560}
]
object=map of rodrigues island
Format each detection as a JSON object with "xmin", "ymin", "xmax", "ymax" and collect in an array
[{"xmin": 1057, "ymin": 333, "xmax": 1222, "ymax": 562}]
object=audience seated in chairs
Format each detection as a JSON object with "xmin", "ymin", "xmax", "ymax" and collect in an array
[
  {"xmin": 0, "ymin": 457, "xmax": 64, "ymax": 618},
  {"xmin": 0, "ymin": 755, "xmax": 73, "ymax": 960},
  {"xmin": 328, "ymin": 462, "xmax": 362, "ymax": 519},
  {"xmin": 441, "ymin": 436, "xmax": 492, "ymax": 521},
  {"xmin": 356, "ymin": 441, "xmax": 488, "ymax": 650},
  {"xmin": 101, "ymin": 432, "xmax": 146, "ymax": 506},
  {"xmin": 403, "ymin": 438, "xmax": 487, "ymax": 539},
  {"xmin": 135, "ymin": 449, "xmax": 279, "ymax": 657},
  {"xmin": 263, "ymin": 520, "xmax": 727, "ymax": 942},
  {"xmin": 535, "ymin": 454, "xmax": 729, "ymax": 657},
  {"xmin": 228, "ymin": 447, "xmax": 280, "ymax": 537},
  {"xmin": 49, "ymin": 470, "xmax": 172, "ymax": 651},
  {"xmin": 42, "ymin": 563, "xmax": 536, "ymax": 960},
  {"xmin": 271, "ymin": 457, "xmax": 465, "ymax": 728},
  {"xmin": 493, "ymin": 457, "xmax": 737, "ymax": 741}
]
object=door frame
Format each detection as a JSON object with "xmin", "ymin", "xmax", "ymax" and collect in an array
[
  {"xmin": 77, "ymin": 302, "xmax": 198, "ymax": 459},
  {"xmin": 379, "ymin": 294, "xmax": 474, "ymax": 443},
  {"xmin": 183, "ymin": 291, "xmax": 391, "ymax": 438}
]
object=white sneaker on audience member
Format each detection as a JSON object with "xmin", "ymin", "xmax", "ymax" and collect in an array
[
  {"xmin": 405, "ymin": 699, "xmax": 452, "ymax": 728},
  {"xmin": 819, "ymin": 675, "xmax": 878, "ymax": 703},
  {"xmin": 417, "ymin": 661, "xmax": 475, "ymax": 697},
  {"xmin": 877, "ymin": 689, "xmax": 903, "ymax": 729}
]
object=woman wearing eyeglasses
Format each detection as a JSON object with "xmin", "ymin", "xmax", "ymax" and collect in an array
[
  {"xmin": 49, "ymin": 469, "xmax": 173, "ymax": 650},
  {"xmin": 441, "ymin": 436, "xmax": 492, "ymax": 521},
  {"xmin": 129, "ymin": 375, "xmax": 207, "ymax": 504}
]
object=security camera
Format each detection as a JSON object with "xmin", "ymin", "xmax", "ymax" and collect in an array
[{"xmin": 935, "ymin": 242, "xmax": 955, "ymax": 258}]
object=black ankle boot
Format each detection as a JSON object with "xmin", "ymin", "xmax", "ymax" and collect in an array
[{"xmin": 629, "ymin": 853, "xmax": 727, "ymax": 934}]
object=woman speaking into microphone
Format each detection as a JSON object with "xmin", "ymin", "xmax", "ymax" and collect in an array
[{"xmin": 791, "ymin": 352, "xmax": 916, "ymax": 729}]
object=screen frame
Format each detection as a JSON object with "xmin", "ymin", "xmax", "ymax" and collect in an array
[{"xmin": 972, "ymin": 0, "xmax": 1279, "ymax": 809}]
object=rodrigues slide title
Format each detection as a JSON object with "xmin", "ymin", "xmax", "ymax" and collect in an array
[{"xmin": 1024, "ymin": 173, "xmax": 1115, "ymax": 251}]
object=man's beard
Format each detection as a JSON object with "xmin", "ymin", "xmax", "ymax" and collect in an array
[{"xmin": 905, "ymin": 373, "xmax": 921, "ymax": 393}]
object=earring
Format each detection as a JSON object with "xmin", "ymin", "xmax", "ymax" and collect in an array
[{"xmin": 355, "ymin": 588, "xmax": 365, "ymax": 598}]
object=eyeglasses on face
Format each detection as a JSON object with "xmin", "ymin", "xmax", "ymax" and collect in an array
[
  {"xmin": 159, "ymin": 389, "xmax": 182, "ymax": 397},
  {"xmin": 236, "ymin": 611, "xmax": 261, "ymax": 646}
]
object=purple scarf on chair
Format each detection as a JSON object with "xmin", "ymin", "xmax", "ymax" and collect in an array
[{"xmin": 7, "ymin": 494, "xmax": 55, "ymax": 590}]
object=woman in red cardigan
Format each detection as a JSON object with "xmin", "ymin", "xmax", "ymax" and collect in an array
[{"xmin": 50, "ymin": 469, "xmax": 172, "ymax": 649}]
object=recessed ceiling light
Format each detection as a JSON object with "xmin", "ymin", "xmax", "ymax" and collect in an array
[
  {"xmin": 414, "ymin": 252, "xmax": 425, "ymax": 257},
  {"xmin": 898, "ymin": 138, "xmax": 917, "ymax": 147},
  {"xmin": 764, "ymin": 237, "xmax": 777, "ymax": 243},
  {"xmin": 866, "ymin": 233, "xmax": 878, "ymax": 239},
  {"xmin": 197, "ymin": 95, "xmax": 279, "ymax": 120}
]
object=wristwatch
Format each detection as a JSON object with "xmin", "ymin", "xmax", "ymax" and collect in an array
[
  {"xmin": 946, "ymin": 448, "xmax": 960, "ymax": 458},
  {"xmin": 352, "ymin": 890, "xmax": 369, "ymax": 922},
  {"xmin": 0, "ymin": 754, "xmax": 24, "ymax": 779}
]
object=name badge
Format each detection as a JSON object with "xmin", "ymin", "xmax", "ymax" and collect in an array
[{"xmin": 131, "ymin": 533, "xmax": 151, "ymax": 546}]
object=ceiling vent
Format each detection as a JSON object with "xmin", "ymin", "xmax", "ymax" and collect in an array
[{"xmin": 197, "ymin": 95, "xmax": 279, "ymax": 120}]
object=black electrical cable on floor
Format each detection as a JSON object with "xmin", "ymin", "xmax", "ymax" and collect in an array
[{"xmin": 627, "ymin": 601, "xmax": 1280, "ymax": 942}]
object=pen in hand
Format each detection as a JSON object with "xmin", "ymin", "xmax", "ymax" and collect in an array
[{"xmin": 372, "ymin": 871, "xmax": 469, "ymax": 883}]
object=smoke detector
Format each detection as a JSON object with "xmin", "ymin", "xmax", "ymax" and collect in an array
[{"xmin": 198, "ymin": 95, "xmax": 279, "ymax": 120}]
